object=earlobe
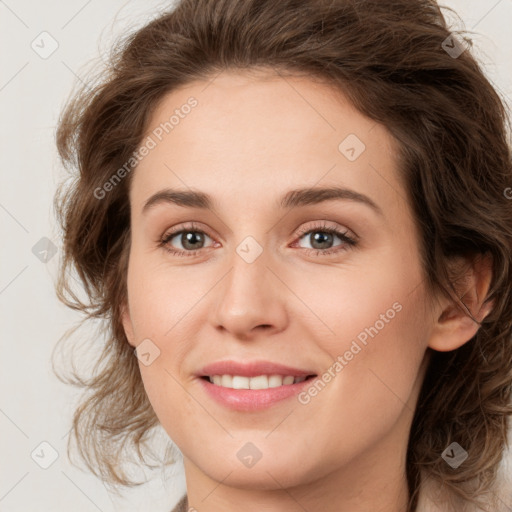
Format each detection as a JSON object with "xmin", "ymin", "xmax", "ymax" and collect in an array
[
  {"xmin": 427, "ymin": 253, "xmax": 493, "ymax": 353},
  {"xmin": 120, "ymin": 301, "xmax": 136, "ymax": 347}
]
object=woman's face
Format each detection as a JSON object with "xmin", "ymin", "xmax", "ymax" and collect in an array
[{"xmin": 122, "ymin": 70, "xmax": 437, "ymax": 495}]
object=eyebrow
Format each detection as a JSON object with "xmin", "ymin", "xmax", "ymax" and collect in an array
[{"xmin": 142, "ymin": 186, "xmax": 383, "ymax": 216}]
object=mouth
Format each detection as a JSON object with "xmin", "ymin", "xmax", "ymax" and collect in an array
[{"xmin": 196, "ymin": 360, "xmax": 318, "ymax": 411}]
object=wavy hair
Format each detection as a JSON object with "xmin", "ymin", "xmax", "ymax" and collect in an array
[{"xmin": 52, "ymin": 1, "xmax": 512, "ymax": 510}]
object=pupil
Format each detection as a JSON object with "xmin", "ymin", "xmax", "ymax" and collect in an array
[
  {"xmin": 311, "ymin": 231, "xmax": 332, "ymax": 249},
  {"xmin": 182, "ymin": 231, "xmax": 204, "ymax": 250}
]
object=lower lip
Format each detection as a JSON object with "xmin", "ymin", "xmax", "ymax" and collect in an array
[{"xmin": 198, "ymin": 376, "xmax": 316, "ymax": 411}]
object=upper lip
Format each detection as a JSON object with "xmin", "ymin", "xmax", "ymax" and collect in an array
[{"xmin": 198, "ymin": 360, "xmax": 317, "ymax": 378}]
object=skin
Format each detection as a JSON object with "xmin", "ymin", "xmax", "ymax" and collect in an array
[{"xmin": 121, "ymin": 69, "xmax": 493, "ymax": 512}]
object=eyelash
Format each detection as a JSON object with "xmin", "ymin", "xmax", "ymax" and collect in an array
[{"xmin": 158, "ymin": 221, "xmax": 358, "ymax": 258}]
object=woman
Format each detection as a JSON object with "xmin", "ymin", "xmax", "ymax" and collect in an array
[{"xmin": 53, "ymin": 0, "xmax": 512, "ymax": 511}]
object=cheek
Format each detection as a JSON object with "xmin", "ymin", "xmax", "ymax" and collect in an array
[
  {"xmin": 305, "ymin": 282, "xmax": 429, "ymax": 423},
  {"xmin": 291, "ymin": 247, "xmax": 429, "ymax": 432},
  {"xmin": 286, "ymin": 242, "xmax": 426, "ymax": 362},
  {"xmin": 124, "ymin": 253, "xmax": 214, "ymax": 428},
  {"xmin": 287, "ymin": 288, "xmax": 430, "ymax": 479},
  {"xmin": 332, "ymin": 290, "xmax": 428, "ymax": 405},
  {"xmin": 125, "ymin": 248, "xmax": 207, "ymax": 339}
]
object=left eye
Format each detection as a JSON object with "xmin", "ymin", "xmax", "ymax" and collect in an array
[{"xmin": 295, "ymin": 227, "xmax": 356, "ymax": 253}]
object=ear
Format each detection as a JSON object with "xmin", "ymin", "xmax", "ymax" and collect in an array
[
  {"xmin": 428, "ymin": 253, "xmax": 494, "ymax": 352},
  {"xmin": 120, "ymin": 300, "xmax": 137, "ymax": 348}
]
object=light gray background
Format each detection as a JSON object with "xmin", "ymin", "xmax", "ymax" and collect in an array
[{"xmin": 1, "ymin": 1, "xmax": 511, "ymax": 511}]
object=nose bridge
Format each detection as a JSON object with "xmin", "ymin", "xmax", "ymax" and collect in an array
[{"xmin": 223, "ymin": 239, "xmax": 272, "ymax": 310}]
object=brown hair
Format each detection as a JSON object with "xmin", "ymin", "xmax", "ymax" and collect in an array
[{"xmin": 53, "ymin": 1, "xmax": 512, "ymax": 510}]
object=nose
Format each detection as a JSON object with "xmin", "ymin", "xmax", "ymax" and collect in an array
[{"xmin": 211, "ymin": 246, "xmax": 289, "ymax": 341}]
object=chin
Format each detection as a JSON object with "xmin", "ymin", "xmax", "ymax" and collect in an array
[{"xmin": 215, "ymin": 464, "xmax": 309, "ymax": 490}]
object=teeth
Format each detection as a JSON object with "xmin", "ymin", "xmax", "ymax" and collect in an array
[
  {"xmin": 268, "ymin": 375, "xmax": 282, "ymax": 388},
  {"xmin": 249, "ymin": 375, "xmax": 268, "ymax": 389},
  {"xmin": 208, "ymin": 374, "xmax": 308, "ymax": 389},
  {"xmin": 232, "ymin": 376, "xmax": 250, "ymax": 389}
]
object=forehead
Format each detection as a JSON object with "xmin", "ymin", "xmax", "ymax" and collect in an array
[{"xmin": 130, "ymin": 69, "xmax": 403, "ymax": 214}]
